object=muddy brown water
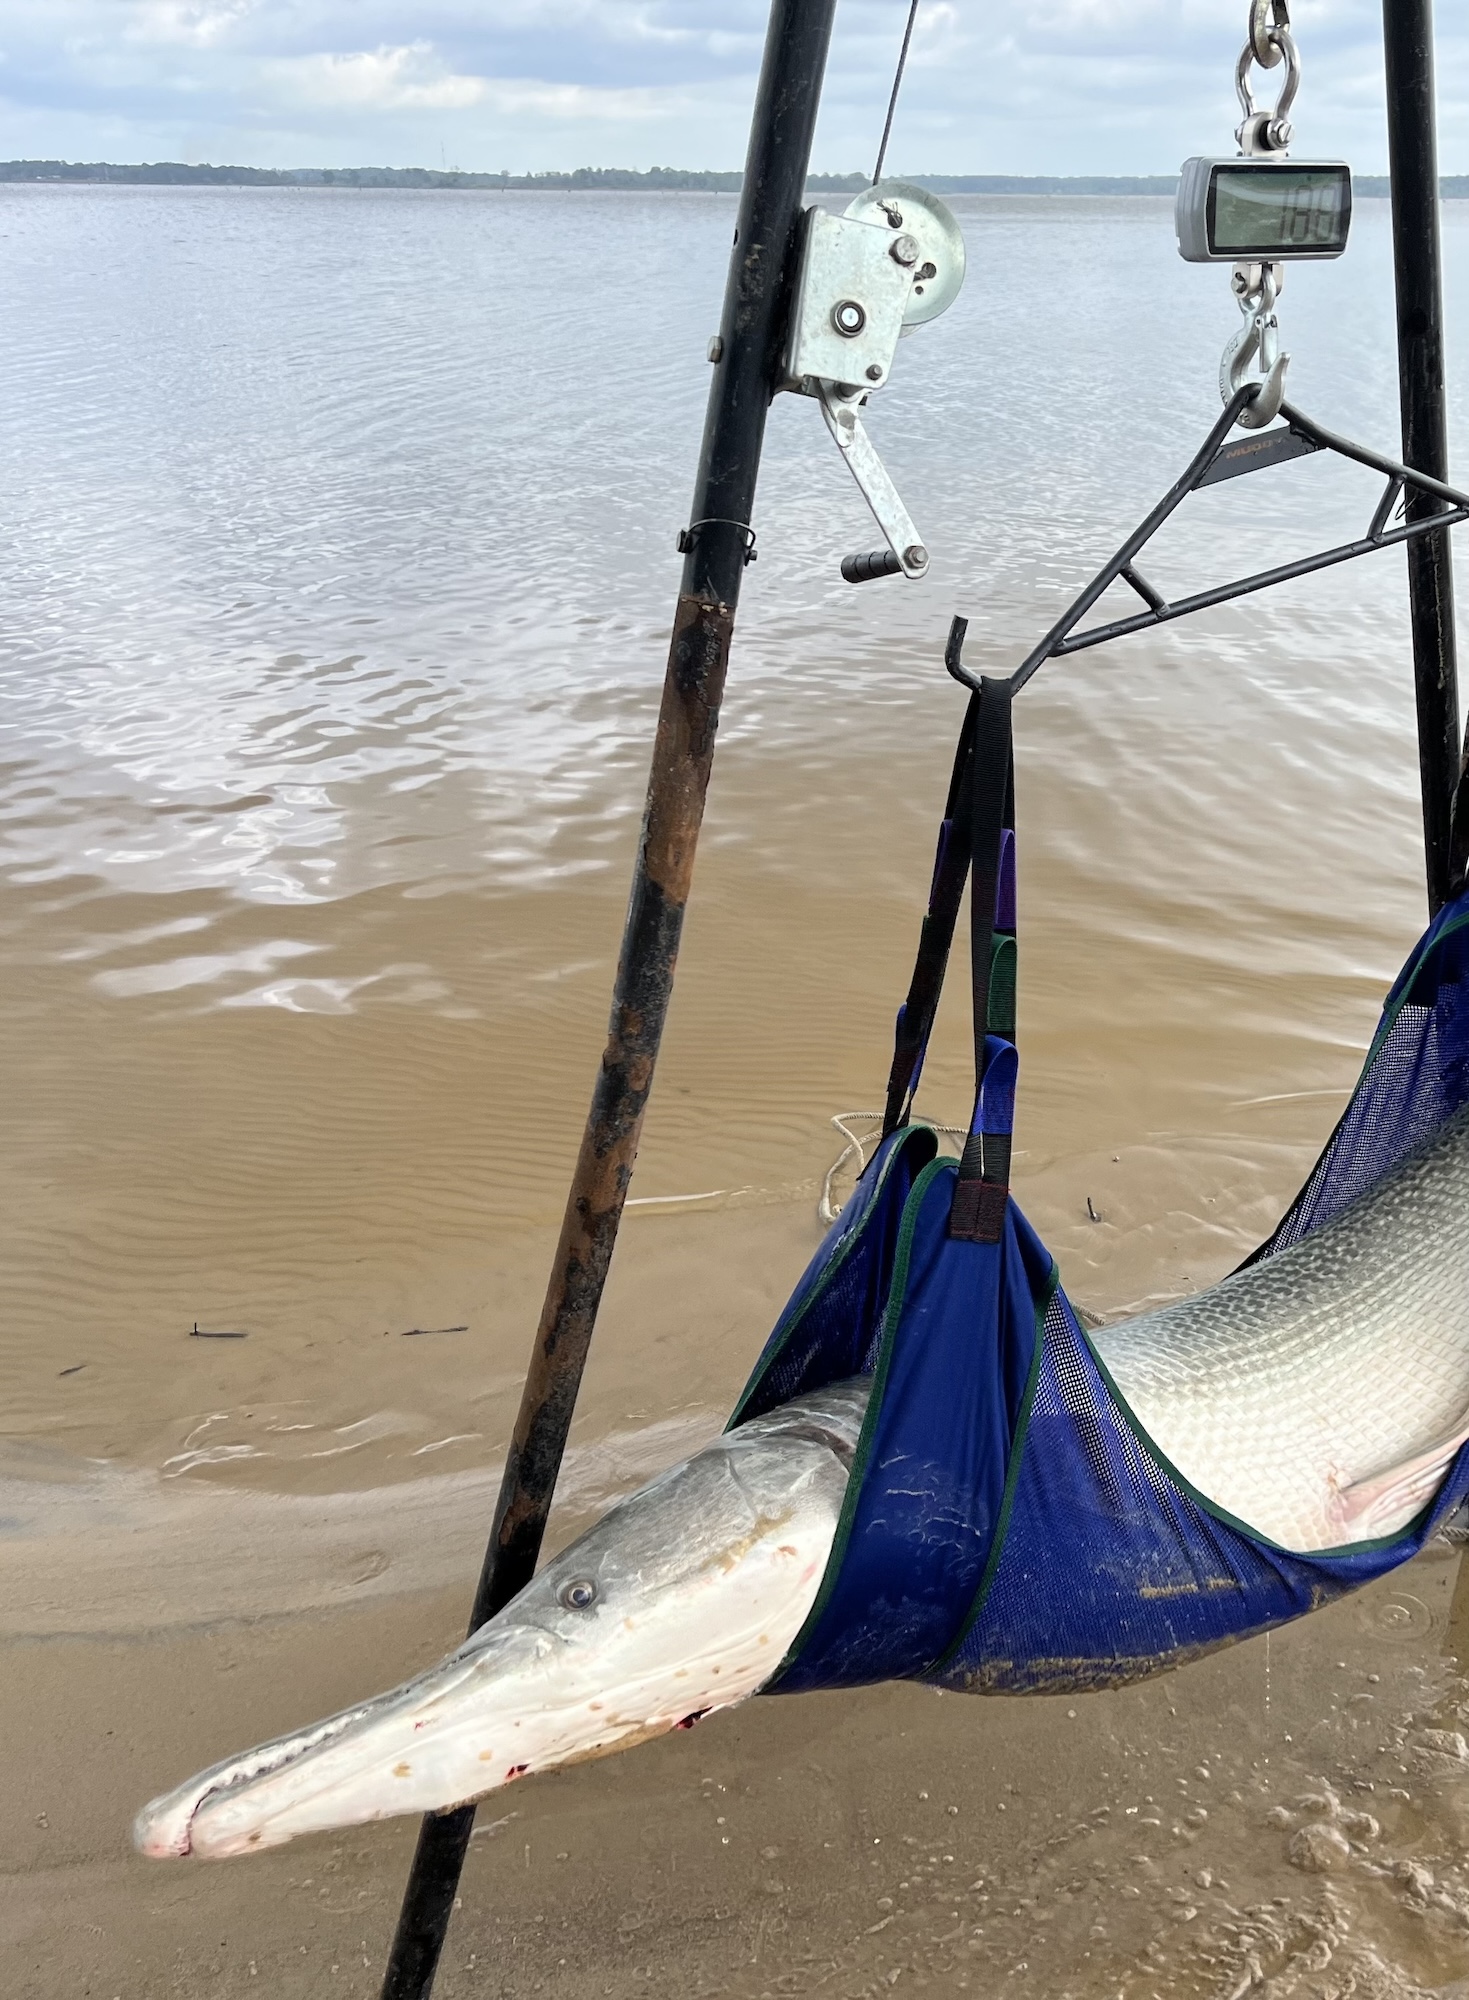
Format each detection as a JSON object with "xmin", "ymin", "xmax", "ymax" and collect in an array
[{"xmin": 4, "ymin": 185, "xmax": 1469, "ymax": 1994}]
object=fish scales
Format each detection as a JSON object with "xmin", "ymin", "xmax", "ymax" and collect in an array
[{"xmin": 1094, "ymin": 1101, "xmax": 1469, "ymax": 1551}]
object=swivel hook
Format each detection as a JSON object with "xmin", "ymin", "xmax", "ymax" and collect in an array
[{"xmin": 1221, "ymin": 260, "xmax": 1289, "ymax": 429}]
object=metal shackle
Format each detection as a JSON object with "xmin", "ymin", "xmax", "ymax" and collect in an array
[{"xmin": 1236, "ymin": 0, "xmax": 1299, "ymax": 155}]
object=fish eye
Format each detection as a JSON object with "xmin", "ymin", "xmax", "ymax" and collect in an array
[{"xmin": 559, "ymin": 1577, "xmax": 597, "ymax": 1611}]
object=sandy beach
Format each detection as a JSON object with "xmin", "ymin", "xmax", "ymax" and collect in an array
[{"xmin": 10, "ymin": 1518, "xmax": 1469, "ymax": 1997}]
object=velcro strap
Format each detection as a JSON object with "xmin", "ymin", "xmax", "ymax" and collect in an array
[
  {"xmin": 981, "ymin": 1130, "xmax": 1012, "ymax": 1188},
  {"xmin": 949, "ymin": 1036, "xmax": 1016, "ymax": 1243},
  {"xmin": 948, "ymin": 1178, "xmax": 1009, "ymax": 1243},
  {"xmin": 949, "ymin": 678, "xmax": 1016, "ymax": 1240}
]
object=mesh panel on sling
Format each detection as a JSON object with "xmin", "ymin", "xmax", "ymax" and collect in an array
[
  {"xmin": 733, "ymin": 1122, "xmax": 939, "ymax": 1415},
  {"xmin": 737, "ymin": 1151, "xmax": 1051, "ymax": 1692},
  {"xmin": 732, "ymin": 678, "xmax": 1469, "ymax": 1699},
  {"xmin": 932, "ymin": 1281, "xmax": 1469, "ymax": 1696},
  {"xmin": 1252, "ymin": 899, "xmax": 1469, "ymax": 1259}
]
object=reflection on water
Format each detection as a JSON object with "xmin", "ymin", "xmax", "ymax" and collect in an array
[
  {"xmin": 6, "ymin": 181, "xmax": 1469, "ymax": 1996},
  {"xmin": 0, "ymin": 185, "xmax": 1464, "ymax": 1494}
]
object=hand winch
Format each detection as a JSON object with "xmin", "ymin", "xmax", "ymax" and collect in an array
[{"xmin": 779, "ymin": 178, "xmax": 966, "ymax": 583}]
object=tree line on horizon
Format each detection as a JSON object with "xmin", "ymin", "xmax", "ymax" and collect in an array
[
  {"xmin": 5, "ymin": 160, "xmax": 1462, "ymax": 197},
  {"xmin": 2, "ymin": 160, "xmax": 1178, "ymax": 194}
]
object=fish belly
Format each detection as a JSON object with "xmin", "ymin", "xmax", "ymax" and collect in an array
[{"xmin": 1092, "ymin": 1106, "xmax": 1469, "ymax": 1552}]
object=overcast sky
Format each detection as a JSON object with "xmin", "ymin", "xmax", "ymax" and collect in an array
[{"xmin": 4, "ymin": 1, "xmax": 1467, "ymax": 176}]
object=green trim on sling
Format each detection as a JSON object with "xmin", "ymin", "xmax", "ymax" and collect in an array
[
  {"xmin": 766, "ymin": 1153, "xmax": 954, "ymax": 1682},
  {"xmin": 1362, "ymin": 907, "xmax": 1469, "ymax": 1074},
  {"xmin": 988, "ymin": 935, "xmax": 1017, "ymax": 1037},
  {"xmin": 1079, "ymin": 1319, "xmax": 1436, "ymax": 1561},
  {"xmin": 925, "ymin": 1255, "xmax": 1059, "ymax": 1677},
  {"xmin": 726, "ymin": 1124, "xmax": 937, "ymax": 1432}
]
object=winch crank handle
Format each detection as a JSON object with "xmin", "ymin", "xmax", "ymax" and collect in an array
[
  {"xmin": 842, "ymin": 548, "xmax": 905, "ymax": 582},
  {"xmin": 818, "ymin": 383, "xmax": 930, "ymax": 580}
]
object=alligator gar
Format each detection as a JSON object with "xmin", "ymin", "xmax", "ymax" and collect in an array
[
  {"xmin": 1096, "ymin": 1099, "xmax": 1469, "ymax": 1551},
  {"xmin": 134, "ymin": 1380, "xmax": 868, "ymax": 1859},
  {"xmin": 134, "ymin": 1105, "xmax": 1469, "ymax": 1858}
]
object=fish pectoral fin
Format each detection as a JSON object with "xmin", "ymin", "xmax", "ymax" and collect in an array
[{"xmin": 1338, "ymin": 1414, "xmax": 1469, "ymax": 1541}]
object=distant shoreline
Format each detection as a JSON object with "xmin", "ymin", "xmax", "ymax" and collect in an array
[{"xmin": 5, "ymin": 160, "xmax": 1459, "ymax": 197}]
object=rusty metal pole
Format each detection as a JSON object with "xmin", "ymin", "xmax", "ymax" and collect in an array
[
  {"xmin": 1383, "ymin": 0, "xmax": 1461, "ymax": 912},
  {"xmin": 379, "ymin": 3, "xmax": 838, "ymax": 1993}
]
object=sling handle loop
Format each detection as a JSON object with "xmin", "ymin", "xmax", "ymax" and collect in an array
[
  {"xmin": 949, "ymin": 676, "xmax": 1016, "ymax": 1242},
  {"xmin": 880, "ymin": 692, "xmax": 980, "ymax": 1138},
  {"xmin": 877, "ymin": 674, "xmax": 1017, "ymax": 1231},
  {"xmin": 878, "ymin": 692, "xmax": 1018, "ymax": 1138}
]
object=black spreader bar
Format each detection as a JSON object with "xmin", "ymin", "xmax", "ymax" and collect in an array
[
  {"xmin": 1196, "ymin": 424, "xmax": 1322, "ymax": 487},
  {"xmin": 1054, "ymin": 506, "xmax": 1469, "ymax": 657},
  {"xmin": 946, "ymin": 391, "xmax": 1469, "ymax": 698},
  {"xmin": 1119, "ymin": 562, "xmax": 1168, "ymax": 613}
]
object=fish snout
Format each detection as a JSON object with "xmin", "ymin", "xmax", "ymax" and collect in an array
[
  {"xmin": 132, "ymin": 1698, "xmax": 382, "ymax": 1859},
  {"xmin": 133, "ymin": 1796, "xmax": 197, "ymax": 1860},
  {"xmin": 142, "ymin": 1623, "xmax": 559, "ymax": 1859}
]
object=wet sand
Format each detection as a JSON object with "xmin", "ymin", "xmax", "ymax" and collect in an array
[
  {"xmin": 11, "ymin": 1542, "xmax": 1469, "ymax": 1997},
  {"xmin": 7, "ymin": 186, "xmax": 1469, "ymax": 1994}
]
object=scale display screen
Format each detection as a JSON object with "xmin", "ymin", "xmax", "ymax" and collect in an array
[
  {"xmin": 1211, "ymin": 165, "xmax": 1350, "ymax": 255},
  {"xmin": 1176, "ymin": 157, "xmax": 1352, "ymax": 262}
]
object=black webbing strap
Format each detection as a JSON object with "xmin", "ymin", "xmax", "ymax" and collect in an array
[
  {"xmin": 949, "ymin": 676, "xmax": 1015, "ymax": 1243},
  {"xmin": 880, "ymin": 695, "xmax": 980, "ymax": 1138}
]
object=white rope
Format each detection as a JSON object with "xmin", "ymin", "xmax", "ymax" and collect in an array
[
  {"xmin": 625, "ymin": 1187, "xmax": 745, "ymax": 1209},
  {"xmin": 819, "ymin": 1109, "xmax": 967, "ymax": 1225},
  {"xmin": 621, "ymin": 1113, "xmax": 968, "ymax": 1229}
]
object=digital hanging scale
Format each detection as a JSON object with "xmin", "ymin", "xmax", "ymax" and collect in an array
[{"xmin": 1176, "ymin": 156, "xmax": 1352, "ymax": 262}]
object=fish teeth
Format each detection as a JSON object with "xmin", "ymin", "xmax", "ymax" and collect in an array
[{"xmin": 133, "ymin": 1704, "xmax": 377, "ymax": 1856}]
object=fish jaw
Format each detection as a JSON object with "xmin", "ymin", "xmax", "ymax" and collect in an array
[
  {"xmin": 186, "ymin": 1542, "xmax": 814, "ymax": 1859},
  {"xmin": 133, "ymin": 1696, "xmax": 398, "ymax": 1858},
  {"xmin": 134, "ymin": 1385, "xmax": 863, "ymax": 1859},
  {"xmin": 132, "ymin": 1624, "xmax": 536, "ymax": 1856},
  {"xmin": 183, "ymin": 1622, "xmax": 561, "ymax": 1857}
]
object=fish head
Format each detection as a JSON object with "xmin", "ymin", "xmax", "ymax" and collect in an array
[{"xmin": 134, "ymin": 1410, "xmax": 850, "ymax": 1859}]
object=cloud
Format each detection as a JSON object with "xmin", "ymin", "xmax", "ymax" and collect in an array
[
  {"xmin": 0, "ymin": 0, "xmax": 1465, "ymax": 173},
  {"xmin": 125, "ymin": 2, "xmax": 260, "ymax": 48},
  {"xmin": 260, "ymin": 41, "xmax": 676, "ymax": 122},
  {"xmin": 262, "ymin": 43, "xmax": 489, "ymax": 112}
]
